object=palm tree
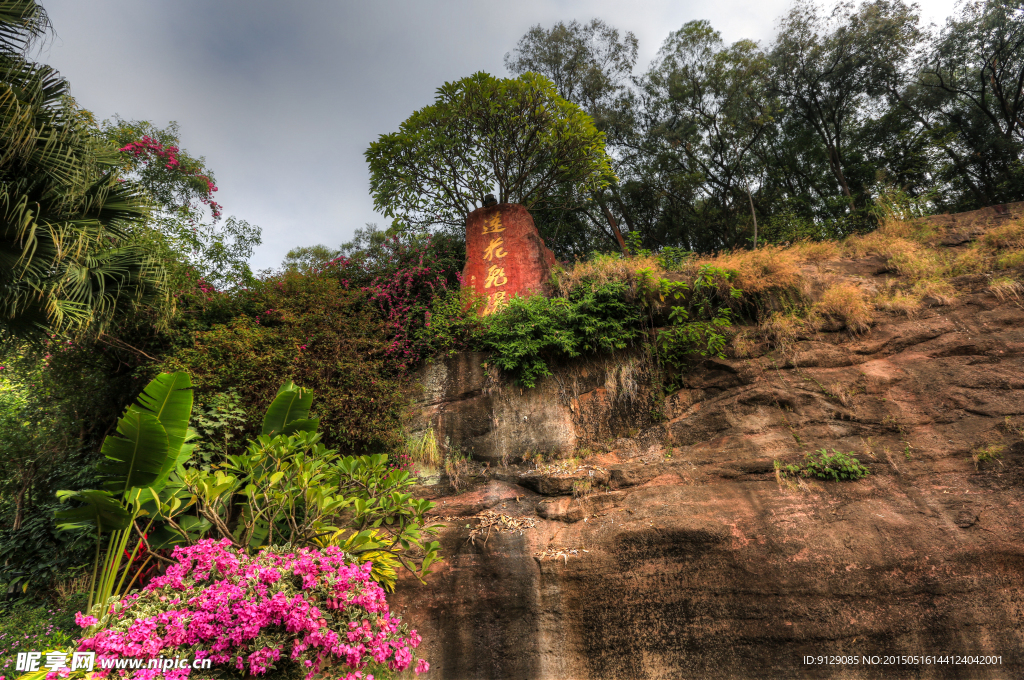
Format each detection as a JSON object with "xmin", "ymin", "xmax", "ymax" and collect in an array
[{"xmin": 1, "ymin": 0, "xmax": 162, "ymax": 342}]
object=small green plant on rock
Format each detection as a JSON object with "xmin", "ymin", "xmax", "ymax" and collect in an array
[
  {"xmin": 444, "ymin": 447, "xmax": 472, "ymax": 491},
  {"xmin": 775, "ymin": 448, "xmax": 870, "ymax": 481},
  {"xmin": 971, "ymin": 443, "xmax": 1005, "ymax": 469},
  {"xmin": 571, "ymin": 479, "xmax": 592, "ymax": 498},
  {"xmin": 407, "ymin": 427, "xmax": 442, "ymax": 468}
]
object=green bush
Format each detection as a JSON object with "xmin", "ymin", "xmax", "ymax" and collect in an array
[
  {"xmin": 413, "ymin": 287, "xmax": 485, "ymax": 360},
  {"xmin": 777, "ymin": 448, "xmax": 871, "ymax": 481},
  {"xmin": 163, "ymin": 274, "xmax": 406, "ymax": 454},
  {"xmin": 479, "ymin": 281, "xmax": 642, "ymax": 388},
  {"xmin": 654, "ymin": 265, "xmax": 741, "ymax": 387}
]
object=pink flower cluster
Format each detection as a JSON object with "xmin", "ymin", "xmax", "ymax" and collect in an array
[
  {"xmin": 119, "ymin": 137, "xmax": 223, "ymax": 219},
  {"xmin": 75, "ymin": 539, "xmax": 429, "ymax": 680},
  {"xmin": 120, "ymin": 136, "xmax": 182, "ymax": 171}
]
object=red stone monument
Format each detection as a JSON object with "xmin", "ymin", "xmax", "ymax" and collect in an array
[{"xmin": 462, "ymin": 201, "xmax": 557, "ymax": 315}]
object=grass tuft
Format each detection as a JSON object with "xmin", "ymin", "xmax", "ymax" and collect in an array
[
  {"xmin": 759, "ymin": 311, "xmax": 803, "ymax": 350},
  {"xmin": 706, "ymin": 246, "xmax": 804, "ymax": 296},
  {"xmin": 988, "ymin": 277, "xmax": 1023, "ymax": 301},
  {"xmin": 911, "ymin": 279, "xmax": 956, "ymax": 306},
  {"xmin": 552, "ymin": 253, "xmax": 662, "ymax": 298},
  {"xmin": 815, "ymin": 283, "xmax": 872, "ymax": 333}
]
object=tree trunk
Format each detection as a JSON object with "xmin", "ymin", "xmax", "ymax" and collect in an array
[
  {"xmin": 747, "ymin": 187, "xmax": 758, "ymax": 249},
  {"xmin": 12, "ymin": 474, "xmax": 31, "ymax": 531},
  {"xmin": 827, "ymin": 145, "xmax": 857, "ymax": 211},
  {"xmin": 596, "ymin": 194, "xmax": 627, "ymax": 252}
]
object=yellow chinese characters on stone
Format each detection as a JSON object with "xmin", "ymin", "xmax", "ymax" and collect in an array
[
  {"xmin": 483, "ymin": 237, "xmax": 508, "ymax": 261},
  {"xmin": 485, "ymin": 291, "xmax": 508, "ymax": 315},
  {"xmin": 484, "ymin": 265, "xmax": 508, "ymax": 289},
  {"xmin": 481, "ymin": 213, "xmax": 505, "ymax": 235}
]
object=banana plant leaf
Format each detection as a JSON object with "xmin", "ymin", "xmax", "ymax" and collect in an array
[
  {"xmin": 261, "ymin": 381, "xmax": 313, "ymax": 436},
  {"xmin": 281, "ymin": 418, "xmax": 319, "ymax": 435},
  {"xmin": 55, "ymin": 489, "xmax": 132, "ymax": 533},
  {"xmin": 98, "ymin": 409, "xmax": 169, "ymax": 495},
  {"xmin": 133, "ymin": 371, "xmax": 193, "ymax": 457}
]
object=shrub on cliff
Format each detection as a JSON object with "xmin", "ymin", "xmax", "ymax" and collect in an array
[
  {"xmin": 776, "ymin": 449, "xmax": 870, "ymax": 482},
  {"xmin": 479, "ymin": 281, "xmax": 642, "ymax": 388},
  {"xmin": 472, "ymin": 256, "xmax": 742, "ymax": 388}
]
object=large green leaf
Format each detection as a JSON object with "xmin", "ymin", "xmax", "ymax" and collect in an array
[
  {"xmin": 98, "ymin": 409, "xmax": 169, "ymax": 496},
  {"xmin": 280, "ymin": 418, "xmax": 319, "ymax": 436},
  {"xmin": 55, "ymin": 489, "xmax": 132, "ymax": 533},
  {"xmin": 134, "ymin": 371, "xmax": 193, "ymax": 457},
  {"xmin": 261, "ymin": 381, "xmax": 313, "ymax": 436}
]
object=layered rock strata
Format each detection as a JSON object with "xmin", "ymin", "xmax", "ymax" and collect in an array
[{"xmin": 396, "ymin": 209, "xmax": 1024, "ymax": 679}]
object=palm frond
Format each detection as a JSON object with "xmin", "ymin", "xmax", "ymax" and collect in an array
[{"xmin": 0, "ymin": 0, "xmax": 49, "ymax": 56}]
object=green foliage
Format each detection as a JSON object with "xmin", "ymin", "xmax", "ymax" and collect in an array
[
  {"xmin": 759, "ymin": 205, "xmax": 845, "ymax": 245},
  {"xmin": 366, "ymin": 71, "xmax": 612, "ymax": 231},
  {"xmin": 163, "ymin": 273, "xmax": 406, "ymax": 454},
  {"xmin": 412, "ymin": 287, "xmax": 485, "ymax": 360},
  {"xmin": 151, "ymin": 383, "xmax": 443, "ymax": 585},
  {"xmin": 480, "ymin": 282, "xmax": 642, "ymax": 388},
  {"xmin": 0, "ymin": 509, "xmax": 92, "ymax": 601},
  {"xmin": 1, "ymin": 2, "xmax": 162, "ymax": 341},
  {"xmin": 622, "ymin": 231, "xmax": 695, "ymax": 268},
  {"xmin": 405, "ymin": 427, "xmax": 441, "ymax": 468},
  {"xmin": 651, "ymin": 265, "xmax": 741, "ymax": 390},
  {"xmin": 281, "ymin": 244, "xmax": 341, "ymax": 274},
  {"xmin": 776, "ymin": 448, "xmax": 871, "ymax": 482},
  {"xmin": 0, "ymin": 341, "xmax": 126, "ymax": 599},
  {"xmin": 99, "ymin": 117, "xmax": 262, "ymax": 291},
  {"xmin": 504, "ymin": 18, "xmax": 638, "ymax": 121},
  {"xmin": 261, "ymin": 380, "xmax": 315, "ymax": 436},
  {"xmin": 971, "ymin": 443, "xmax": 1006, "ymax": 470},
  {"xmin": 0, "ymin": 596, "xmax": 86, "ymax": 671},
  {"xmin": 190, "ymin": 390, "xmax": 247, "ymax": 469},
  {"xmin": 506, "ymin": 0, "xmax": 1024, "ymax": 257},
  {"xmin": 917, "ymin": 0, "xmax": 1024, "ymax": 210}
]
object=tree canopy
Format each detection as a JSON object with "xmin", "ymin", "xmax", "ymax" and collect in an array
[
  {"xmin": 504, "ymin": 19, "xmax": 638, "ymax": 128},
  {"xmin": 365, "ymin": 71, "xmax": 613, "ymax": 231},
  {"xmin": 500, "ymin": 1, "xmax": 1024, "ymax": 258},
  {"xmin": 99, "ymin": 118, "xmax": 262, "ymax": 290}
]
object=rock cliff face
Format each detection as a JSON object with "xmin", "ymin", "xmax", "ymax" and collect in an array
[{"xmin": 394, "ymin": 207, "xmax": 1024, "ymax": 679}]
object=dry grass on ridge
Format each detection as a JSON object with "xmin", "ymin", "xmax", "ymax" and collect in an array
[
  {"xmin": 551, "ymin": 253, "xmax": 662, "ymax": 298},
  {"xmin": 550, "ymin": 211, "xmax": 1024, "ymax": 347}
]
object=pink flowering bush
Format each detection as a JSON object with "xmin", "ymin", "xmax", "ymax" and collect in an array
[
  {"xmin": 74, "ymin": 539, "xmax": 429, "ymax": 680},
  {"xmin": 320, "ymin": 232, "xmax": 466, "ymax": 373}
]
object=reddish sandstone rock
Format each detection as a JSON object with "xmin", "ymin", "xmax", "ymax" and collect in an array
[
  {"xmin": 462, "ymin": 203, "xmax": 557, "ymax": 315},
  {"xmin": 394, "ymin": 210, "xmax": 1024, "ymax": 677}
]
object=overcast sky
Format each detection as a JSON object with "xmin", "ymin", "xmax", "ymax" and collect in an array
[{"xmin": 38, "ymin": 0, "xmax": 960, "ymax": 271}]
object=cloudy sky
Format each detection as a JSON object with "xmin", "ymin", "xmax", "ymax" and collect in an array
[{"xmin": 38, "ymin": 0, "xmax": 959, "ymax": 271}]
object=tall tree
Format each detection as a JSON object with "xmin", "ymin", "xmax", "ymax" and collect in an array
[
  {"xmin": 365, "ymin": 72, "xmax": 612, "ymax": 232},
  {"xmin": 912, "ymin": 0, "xmax": 1024, "ymax": 208},
  {"xmin": 768, "ymin": 0, "xmax": 923, "ymax": 212},
  {"xmin": 504, "ymin": 19, "xmax": 638, "ymax": 128},
  {"xmin": 634, "ymin": 21, "xmax": 776, "ymax": 249},
  {"xmin": 505, "ymin": 20, "xmax": 639, "ymax": 252},
  {"xmin": 100, "ymin": 118, "xmax": 262, "ymax": 290}
]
